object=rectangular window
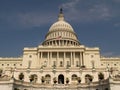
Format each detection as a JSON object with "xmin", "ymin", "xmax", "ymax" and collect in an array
[
  {"xmin": 67, "ymin": 61, "xmax": 70, "ymax": 67},
  {"xmin": 53, "ymin": 61, "xmax": 56, "ymax": 66},
  {"xmin": 76, "ymin": 61, "xmax": 79, "ymax": 67},
  {"xmin": 60, "ymin": 61, "xmax": 63, "ymax": 67}
]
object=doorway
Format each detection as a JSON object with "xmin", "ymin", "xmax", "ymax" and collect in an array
[{"xmin": 58, "ymin": 74, "xmax": 64, "ymax": 84}]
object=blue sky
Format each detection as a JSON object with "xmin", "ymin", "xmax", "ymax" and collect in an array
[{"xmin": 0, "ymin": 0, "xmax": 120, "ymax": 57}]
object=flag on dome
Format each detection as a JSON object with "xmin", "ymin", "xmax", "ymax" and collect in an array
[{"xmin": 56, "ymin": 36, "xmax": 62, "ymax": 39}]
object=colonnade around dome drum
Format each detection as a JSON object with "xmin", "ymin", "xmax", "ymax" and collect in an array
[{"xmin": 43, "ymin": 39, "xmax": 80, "ymax": 46}]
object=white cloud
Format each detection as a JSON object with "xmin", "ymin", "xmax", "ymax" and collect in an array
[
  {"xmin": 114, "ymin": 23, "xmax": 120, "ymax": 27},
  {"xmin": 61, "ymin": 0, "xmax": 79, "ymax": 10},
  {"xmin": 102, "ymin": 52, "xmax": 115, "ymax": 57},
  {"xmin": 17, "ymin": 12, "xmax": 53, "ymax": 27},
  {"xmin": 114, "ymin": 0, "xmax": 120, "ymax": 3},
  {"xmin": 102, "ymin": 52, "xmax": 120, "ymax": 57},
  {"xmin": 0, "ymin": 0, "xmax": 119, "ymax": 29},
  {"xmin": 60, "ymin": 0, "xmax": 117, "ymax": 22},
  {"xmin": 0, "ymin": 12, "xmax": 56, "ymax": 29}
]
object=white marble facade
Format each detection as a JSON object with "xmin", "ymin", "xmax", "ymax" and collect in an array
[{"xmin": 0, "ymin": 9, "xmax": 120, "ymax": 90}]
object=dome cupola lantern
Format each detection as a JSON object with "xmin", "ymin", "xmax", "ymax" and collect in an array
[
  {"xmin": 42, "ymin": 9, "xmax": 80, "ymax": 46},
  {"xmin": 58, "ymin": 8, "xmax": 64, "ymax": 21}
]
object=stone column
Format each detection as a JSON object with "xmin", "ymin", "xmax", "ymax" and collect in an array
[
  {"xmin": 70, "ymin": 52, "xmax": 73, "ymax": 67},
  {"xmin": 40, "ymin": 52, "xmax": 43, "ymax": 67},
  {"xmin": 47, "ymin": 52, "xmax": 49, "ymax": 67},
  {"xmin": 80, "ymin": 52, "xmax": 82, "ymax": 66},
  {"xmin": 57, "ymin": 52, "xmax": 59, "ymax": 66},
  {"xmin": 64, "ymin": 52, "xmax": 66, "ymax": 67},
  {"xmin": 49, "ymin": 52, "xmax": 52, "ymax": 66},
  {"xmin": 82, "ymin": 52, "xmax": 84, "ymax": 66},
  {"xmin": 41, "ymin": 52, "xmax": 43, "ymax": 59},
  {"xmin": 59, "ymin": 40, "xmax": 60, "ymax": 46},
  {"xmin": 79, "ymin": 52, "xmax": 81, "ymax": 67},
  {"xmin": 38, "ymin": 52, "xmax": 40, "ymax": 68},
  {"xmin": 65, "ymin": 40, "xmax": 67, "ymax": 46},
  {"xmin": 62, "ymin": 40, "xmax": 64, "ymax": 46},
  {"xmin": 73, "ymin": 52, "xmax": 75, "ymax": 66},
  {"xmin": 55, "ymin": 41, "xmax": 57, "ymax": 46},
  {"xmin": 52, "ymin": 41, "xmax": 53, "ymax": 46}
]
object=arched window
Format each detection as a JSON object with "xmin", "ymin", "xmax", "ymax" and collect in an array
[
  {"xmin": 85, "ymin": 74, "xmax": 93, "ymax": 83},
  {"xmin": 14, "ymin": 88, "xmax": 20, "ymax": 90},
  {"xmin": 105, "ymin": 88, "xmax": 109, "ymax": 90},
  {"xmin": 72, "ymin": 74, "xmax": 77, "ymax": 81},
  {"xmin": 98, "ymin": 72, "xmax": 104, "ymax": 80},
  {"xmin": 45, "ymin": 74, "xmax": 51, "ymax": 84},
  {"xmin": 29, "ymin": 74, "xmax": 38, "ymax": 83},
  {"xmin": 0, "ymin": 69, "xmax": 3, "ymax": 77},
  {"xmin": 45, "ymin": 74, "xmax": 51, "ymax": 80},
  {"xmin": 33, "ymin": 74, "xmax": 38, "ymax": 82}
]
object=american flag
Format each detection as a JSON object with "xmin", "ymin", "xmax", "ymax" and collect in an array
[{"xmin": 56, "ymin": 36, "xmax": 62, "ymax": 39}]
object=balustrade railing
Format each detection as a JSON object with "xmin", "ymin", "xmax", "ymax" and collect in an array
[{"xmin": 14, "ymin": 79, "xmax": 109, "ymax": 88}]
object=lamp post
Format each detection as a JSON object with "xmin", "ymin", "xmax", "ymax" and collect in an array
[
  {"xmin": 30, "ymin": 79, "xmax": 33, "ymax": 90},
  {"xmin": 98, "ymin": 72, "xmax": 104, "ymax": 90},
  {"xmin": 30, "ymin": 81, "xmax": 33, "ymax": 90},
  {"xmin": 21, "ymin": 80, "xmax": 23, "ymax": 90},
  {"xmin": 87, "ymin": 81, "xmax": 91, "ymax": 90},
  {"xmin": 86, "ymin": 77, "xmax": 92, "ymax": 90}
]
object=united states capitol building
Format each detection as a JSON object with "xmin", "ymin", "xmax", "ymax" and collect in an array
[{"xmin": 0, "ymin": 9, "xmax": 120, "ymax": 90}]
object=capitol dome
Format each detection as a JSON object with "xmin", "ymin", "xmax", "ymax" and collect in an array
[
  {"xmin": 49, "ymin": 19, "xmax": 74, "ymax": 32},
  {"xmin": 42, "ymin": 9, "xmax": 80, "ymax": 46}
]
